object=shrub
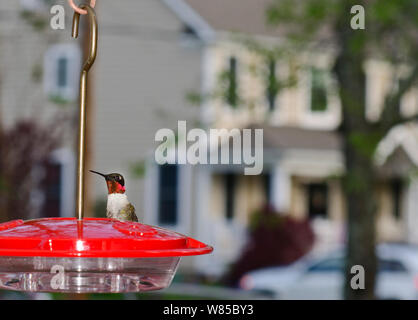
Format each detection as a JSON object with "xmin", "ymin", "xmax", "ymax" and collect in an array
[{"xmin": 222, "ymin": 205, "xmax": 315, "ymax": 286}]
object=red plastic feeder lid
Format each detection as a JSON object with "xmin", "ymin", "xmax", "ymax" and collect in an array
[{"xmin": 0, "ymin": 218, "xmax": 213, "ymax": 258}]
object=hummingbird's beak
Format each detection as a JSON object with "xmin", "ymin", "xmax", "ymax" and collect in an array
[{"xmin": 89, "ymin": 170, "xmax": 107, "ymax": 179}]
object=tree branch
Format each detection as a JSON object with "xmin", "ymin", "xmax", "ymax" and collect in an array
[
  {"xmin": 389, "ymin": 112, "xmax": 418, "ymax": 128},
  {"xmin": 380, "ymin": 63, "xmax": 418, "ymax": 131}
]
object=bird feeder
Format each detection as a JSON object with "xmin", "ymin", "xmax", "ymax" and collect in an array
[{"xmin": 0, "ymin": 4, "xmax": 212, "ymax": 293}]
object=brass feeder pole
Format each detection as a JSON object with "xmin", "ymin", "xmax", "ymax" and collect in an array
[{"xmin": 72, "ymin": 4, "xmax": 97, "ymax": 220}]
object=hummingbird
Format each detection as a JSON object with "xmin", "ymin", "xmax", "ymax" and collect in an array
[{"xmin": 90, "ymin": 170, "xmax": 138, "ymax": 222}]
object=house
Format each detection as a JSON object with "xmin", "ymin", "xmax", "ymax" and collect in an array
[{"xmin": 138, "ymin": 0, "xmax": 418, "ymax": 276}]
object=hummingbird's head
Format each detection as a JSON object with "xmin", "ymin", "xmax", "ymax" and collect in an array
[{"xmin": 90, "ymin": 170, "xmax": 126, "ymax": 194}]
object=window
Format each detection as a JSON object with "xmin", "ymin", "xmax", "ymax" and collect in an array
[
  {"xmin": 390, "ymin": 178, "xmax": 403, "ymax": 219},
  {"xmin": 307, "ymin": 183, "xmax": 328, "ymax": 219},
  {"xmin": 225, "ymin": 57, "xmax": 238, "ymax": 108},
  {"xmin": 308, "ymin": 257, "xmax": 407, "ymax": 273},
  {"xmin": 379, "ymin": 259, "xmax": 407, "ymax": 273},
  {"xmin": 308, "ymin": 258, "xmax": 344, "ymax": 273},
  {"xmin": 57, "ymin": 57, "xmax": 68, "ymax": 88},
  {"xmin": 225, "ymin": 173, "xmax": 236, "ymax": 220},
  {"xmin": 263, "ymin": 173, "xmax": 272, "ymax": 205},
  {"xmin": 37, "ymin": 149, "xmax": 75, "ymax": 218},
  {"xmin": 266, "ymin": 59, "xmax": 278, "ymax": 111},
  {"xmin": 39, "ymin": 161, "xmax": 62, "ymax": 218},
  {"xmin": 44, "ymin": 44, "xmax": 81, "ymax": 101},
  {"xmin": 310, "ymin": 68, "xmax": 328, "ymax": 112},
  {"xmin": 158, "ymin": 164, "xmax": 178, "ymax": 225}
]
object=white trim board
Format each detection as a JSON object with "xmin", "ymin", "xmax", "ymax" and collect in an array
[{"xmin": 162, "ymin": 0, "xmax": 215, "ymax": 43}]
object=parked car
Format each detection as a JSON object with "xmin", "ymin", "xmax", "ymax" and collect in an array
[{"xmin": 239, "ymin": 243, "xmax": 418, "ymax": 299}]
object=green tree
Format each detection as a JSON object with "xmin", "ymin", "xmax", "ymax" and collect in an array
[{"xmin": 264, "ymin": 0, "xmax": 418, "ymax": 299}]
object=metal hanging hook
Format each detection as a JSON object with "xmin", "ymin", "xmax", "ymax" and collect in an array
[
  {"xmin": 72, "ymin": 4, "xmax": 97, "ymax": 72},
  {"xmin": 72, "ymin": 4, "xmax": 98, "ymax": 220}
]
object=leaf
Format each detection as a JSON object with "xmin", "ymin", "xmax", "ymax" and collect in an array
[{"xmin": 130, "ymin": 160, "xmax": 146, "ymax": 179}]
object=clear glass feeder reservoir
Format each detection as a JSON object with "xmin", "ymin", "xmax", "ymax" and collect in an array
[{"xmin": 0, "ymin": 218, "xmax": 212, "ymax": 293}]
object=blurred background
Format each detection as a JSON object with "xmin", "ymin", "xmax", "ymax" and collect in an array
[{"xmin": 1, "ymin": 0, "xmax": 418, "ymax": 300}]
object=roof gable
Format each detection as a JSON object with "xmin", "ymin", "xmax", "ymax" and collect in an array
[
  {"xmin": 376, "ymin": 124, "xmax": 418, "ymax": 167},
  {"xmin": 164, "ymin": 0, "xmax": 285, "ymax": 39},
  {"xmin": 162, "ymin": 0, "xmax": 215, "ymax": 42}
]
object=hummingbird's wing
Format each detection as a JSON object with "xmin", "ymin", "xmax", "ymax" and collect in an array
[{"xmin": 119, "ymin": 203, "xmax": 138, "ymax": 222}]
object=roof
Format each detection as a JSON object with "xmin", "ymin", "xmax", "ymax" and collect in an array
[
  {"xmin": 376, "ymin": 123, "xmax": 418, "ymax": 167},
  {"xmin": 209, "ymin": 125, "xmax": 341, "ymax": 153},
  {"xmin": 182, "ymin": 0, "xmax": 280, "ymax": 37},
  {"xmin": 377, "ymin": 146, "xmax": 416, "ymax": 178},
  {"xmin": 164, "ymin": 0, "xmax": 334, "ymax": 43},
  {"xmin": 252, "ymin": 125, "xmax": 342, "ymax": 150}
]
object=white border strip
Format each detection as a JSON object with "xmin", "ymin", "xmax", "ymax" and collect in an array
[{"xmin": 162, "ymin": 0, "xmax": 216, "ymax": 43}]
